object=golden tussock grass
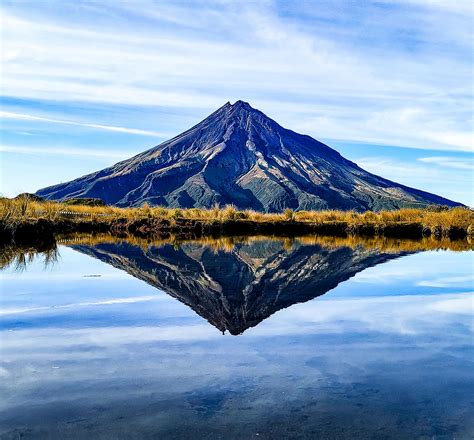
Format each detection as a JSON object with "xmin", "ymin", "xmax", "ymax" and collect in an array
[{"xmin": 1, "ymin": 196, "xmax": 472, "ymax": 235}]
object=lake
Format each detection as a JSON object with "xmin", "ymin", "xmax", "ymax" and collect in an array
[{"xmin": 0, "ymin": 235, "xmax": 473, "ymax": 439}]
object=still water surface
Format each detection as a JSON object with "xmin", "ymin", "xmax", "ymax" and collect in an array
[{"xmin": 0, "ymin": 236, "xmax": 473, "ymax": 439}]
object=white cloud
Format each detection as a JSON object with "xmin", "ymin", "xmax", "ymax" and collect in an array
[
  {"xmin": 0, "ymin": 325, "xmax": 218, "ymax": 350},
  {"xmin": 355, "ymin": 156, "xmax": 471, "ymax": 185},
  {"xmin": 418, "ymin": 156, "xmax": 474, "ymax": 170},
  {"xmin": 429, "ymin": 295, "xmax": 474, "ymax": 314},
  {"xmin": 0, "ymin": 111, "xmax": 165, "ymax": 137},
  {"xmin": 0, "ymin": 145, "xmax": 132, "ymax": 159},
  {"xmin": 353, "ymin": 156, "xmax": 473, "ymax": 204},
  {"xmin": 247, "ymin": 292, "xmax": 474, "ymax": 337},
  {"xmin": 0, "ymin": 1, "xmax": 472, "ymax": 152},
  {"xmin": 0, "ymin": 293, "xmax": 471, "ymax": 351},
  {"xmin": 417, "ymin": 275, "xmax": 474, "ymax": 288},
  {"xmin": 396, "ymin": 0, "xmax": 473, "ymax": 14},
  {"xmin": 0, "ymin": 295, "xmax": 161, "ymax": 316}
]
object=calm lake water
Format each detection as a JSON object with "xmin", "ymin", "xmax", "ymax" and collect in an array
[{"xmin": 0, "ymin": 236, "xmax": 473, "ymax": 439}]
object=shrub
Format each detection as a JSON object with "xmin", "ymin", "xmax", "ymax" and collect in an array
[
  {"xmin": 221, "ymin": 204, "xmax": 237, "ymax": 221},
  {"xmin": 64, "ymin": 198, "xmax": 105, "ymax": 206},
  {"xmin": 140, "ymin": 202, "xmax": 152, "ymax": 218},
  {"xmin": 363, "ymin": 211, "xmax": 377, "ymax": 222},
  {"xmin": 283, "ymin": 208, "xmax": 294, "ymax": 221},
  {"xmin": 170, "ymin": 208, "xmax": 183, "ymax": 220},
  {"xmin": 234, "ymin": 211, "xmax": 248, "ymax": 220}
]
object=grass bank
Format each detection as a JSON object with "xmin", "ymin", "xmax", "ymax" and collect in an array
[{"xmin": 0, "ymin": 196, "xmax": 472, "ymax": 245}]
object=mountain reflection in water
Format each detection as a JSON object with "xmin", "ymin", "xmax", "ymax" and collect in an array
[{"xmin": 64, "ymin": 235, "xmax": 413, "ymax": 335}]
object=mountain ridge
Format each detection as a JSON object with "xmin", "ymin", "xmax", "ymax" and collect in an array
[{"xmin": 37, "ymin": 100, "xmax": 461, "ymax": 211}]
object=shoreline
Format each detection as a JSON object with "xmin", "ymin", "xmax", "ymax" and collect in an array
[{"xmin": 1, "ymin": 215, "xmax": 472, "ymax": 248}]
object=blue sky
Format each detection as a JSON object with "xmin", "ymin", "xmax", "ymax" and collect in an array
[{"xmin": 0, "ymin": 0, "xmax": 472, "ymax": 205}]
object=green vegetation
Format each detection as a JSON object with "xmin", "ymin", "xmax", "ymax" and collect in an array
[{"xmin": 63, "ymin": 198, "xmax": 106, "ymax": 206}]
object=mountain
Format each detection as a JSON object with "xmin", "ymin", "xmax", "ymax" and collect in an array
[
  {"xmin": 37, "ymin": 101, "xmax": 460, "ymax": 211},
  {"xmin": 72, "ymin": 238, "xmax": 408, "ymax": 335}
]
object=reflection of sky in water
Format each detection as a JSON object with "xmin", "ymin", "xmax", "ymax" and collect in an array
[{"xmin": 0, "ymin": 246, "xmax": 473, "ymax": 439}]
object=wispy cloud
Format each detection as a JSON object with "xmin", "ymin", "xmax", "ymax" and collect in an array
[
  {"xmin": 355, "ymin": 155, "xmax": 473, "ymax": 204},
  {"xmin": 429, "ymin": 295, "xmax": 474, "ymax": 314},
  {"xmin": 0, "ymin": 0, "xmax": 472, "ymax": 201},
  {"xmin": 1, "ymin": 1, "xmax": 472, "ymax": 152},
  {"xmin": 0, "ymin": 145, "xmax": 132, "ymax": 159},
  {"xmin": 417, "ymin": 275, "xmax": 474, "ymax": 288},
  {"xmin": 0, "ymin": 111, "xmax": 165, "ymax": 137},
  {"xmin": 394, "ymin": 0, "xmax": 473, "ymax": 14},
  {"xmin": 418, "ymin": 156, "xmax": 474, "ymax": 170},
  {"xmin": 0, "ymin": 295, "xmax": 160, "ymax": 316},
  {"xmin": 1, "ymin": 293, "xmax": 471, "ymax": 350}
]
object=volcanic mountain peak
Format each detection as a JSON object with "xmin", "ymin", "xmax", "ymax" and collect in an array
[
  {"xmin": 37, "ymin": 101, "xmax": 461, "ymax": 211},
  {"xmin": 221, "ymin": 99, "xmax": 261, "ymax": 114},
  {"xmin": 189, "ymin": 100, "xmax": 281, "ymax": 141}
]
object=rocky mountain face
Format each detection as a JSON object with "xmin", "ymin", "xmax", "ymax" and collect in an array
[
  {"xmin": 72, "ymin": 239, "xmax": 407, "ymax": 335},
  {"xmin": 37, "ymin": 101, "xmax": 460, "ymax": 211}
]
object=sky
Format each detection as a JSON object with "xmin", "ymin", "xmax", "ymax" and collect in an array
[{"xmin": 0, "ymin": 0, "xmax": 472, "ymax": 205}]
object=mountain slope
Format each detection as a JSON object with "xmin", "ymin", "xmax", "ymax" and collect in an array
[{"xmin": 37, "ymin": 100, "xmax": 460, "ymax": 211}]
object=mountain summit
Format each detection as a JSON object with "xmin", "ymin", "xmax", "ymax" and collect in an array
[{"xmin": 37, "ymin": 101, "xmax": 460, "ymax": 211}]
